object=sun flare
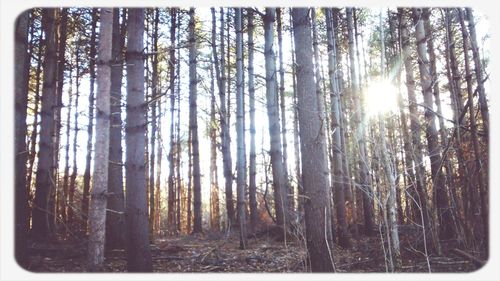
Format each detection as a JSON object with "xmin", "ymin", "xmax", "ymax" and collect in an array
[{"xmin": 363, "ymin": 79, "xmax": 399, "ymax": 118}]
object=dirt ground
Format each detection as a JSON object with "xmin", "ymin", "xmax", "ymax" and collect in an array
[{"xmin": 23, "ymin": 228, "xmax": 482, "ymax": 273}]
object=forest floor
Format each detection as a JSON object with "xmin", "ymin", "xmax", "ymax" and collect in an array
[{"xmin": 25, "ymin": 228, "xmax": 483, "ymax": 273}]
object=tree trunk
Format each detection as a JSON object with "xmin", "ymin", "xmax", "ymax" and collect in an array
[
  {"xmin": 246, "ymin": 8, "xmax": 258, "ymax": 232},
  {"xmin": 466, "ymin": 8, "xmax": 489, "ymax": 138},
  {"xmin": 189, "ymin": 8, "xmax": 203, "ymax": 234},
  {"xmin": 235, "ymin": 8, "xmax": 248, "ymax": 249},
  {"xmin": 87, "ymin": 8, "xmax": 113, "ymax": 271},
  {"xmin": 292, "ymin": 8, "xmax": 334, "ymax": 272},
  {"xmin": 213, "ymin": 8, "xmax": 235, "ymax": 225},
  {"xmin": 106, "ymin": 8, "xmax": 126, "ymax": 250},
  {"xmin": 289, "ymin": 9, "xmax": 301, "ymax": 214},
  {"xmin": 264, "ymin": 8, "xmax": 289, "ymax": 229},
  {"xmin": 276, "ymin": 8, "xmax": 290, "ymax": 216},
  {"xmin": 14, "ymin": 10, "xmax": 30, "ymax": 266},
  {"xmin": 32, "ymin": 8, "xmax": 58, "ymax": 241},
  {"xmin": 458, "ymin": 8, "xmax": 488, "ymax": 253},
  {"xmin": 324, "ymin": 8, "xmax": 351, "ymax": 248},
  {"xmin": 69, "ymin": 42, "xmax": 81, "ymax": 224},
  {"xmin": 125, "ymin": 8, "xmax": 152, "ymax": 272},
  {"xmin": 209, "ymin": 57, "xmax": 220, "ymax": 231},
  {"xmin": 82, "ymin": 9, "xmax": 98, "ymax": 233},
  {"xmin": 148, "ymin": 8, "xmax": 159, "ymax": 237},
  {"xmin": 61, "ymin": 60, "xmax": 73, "ymax": 225},
  {"xmin": 167, "ymin": 8, "xmax": 177, "ymax": 235},
  {"xmin": 53, "ymin": 9, "xmax": 68, "ymax": 227},
  {"xmin": 347, "ymin": 8, "xmax": 375, "ymax": 235},
  {"xmin": 413, "ymin": 8, "xmax": 454, "ymax": 241}
]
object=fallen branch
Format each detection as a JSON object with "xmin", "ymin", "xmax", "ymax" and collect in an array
[{"xmin": 452, "ymin": 248, "xmax": 485, "ymax": 267}]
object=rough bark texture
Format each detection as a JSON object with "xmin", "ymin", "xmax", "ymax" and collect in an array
[
  {"xmin": 125, "ymin": 8, "xmax": 152, "ymax": 272},
  {"xmin": 15, "ymin": 10, "xmax": 30, "ymax": 266},
  {"xmin": 264, "ymin": 8, "xmax": 289, "ymax": 228},
  {"xmin": 189, "ymin": 8, "xmax": 203, "ymax": 234},
  {"xmin": 106, "ymin": 8, "xmax": 126, "ymax": 251},
  {"xmin": 32, "ymin": 8, "xmax": 58, "ymax": 241},
  {"xmin": 292, "ymin": 8, "xmax": 334, "ymax": 272},
  {"xmin": 87, "ymin": 8, "xmax": 113, "ymax": 271}
]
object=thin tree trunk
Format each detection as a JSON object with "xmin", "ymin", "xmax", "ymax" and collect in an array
[
  {"xmin": 264, "ymin": 8, "xmax": 289, "ymax": 229},
  {"xmin": 53, "ymin": 9, "xmax": 68, "ymax": 227},
  {"xmin": 69, "ymin": 42, "xmax": 81, "ymax": 224},
  {"xmin": 32, "ymin": 8, "xmax": 58, "ymax": 241},
  {"xmin": 106, "ymin": 8, "xmax": 126, "ymax": 250},
  {"xmin": 213, "ymin": 8, "xmax": 235, "ymax": 225},
  {"xmin": 125, "ymin": 8, "xmax": 152, "ymax": 272},
  {"xmin": 398, "ymin": 8, "xmax": 437, "ymax": 253},
  {"xmin": 292, "ymin": 8, "xmax": 334, "ymax": 272},
  {"xmin": 289, "ymin": 10, "xmax": 301, "ymax": 214},
  {"xmin": 347, "ymin": 8, "xmax": 375, "ymax": 235},
  {"xmin": 246, "ymin": 8, "xmax": 258, "ymax": 232},
  {"xmin": 189, "ymin": 8, "xmax": 203, "ymax": 234},
  {"xmin": 87, "ymin": 8, "xmax": 113, "ymax": 271},
  {"xmin": 167, "ymin": 8, "xmax": 177, "ymax": 235},
  {"xmin": 325, "ymin": 8, "xmax": 351, "ymax": 248},
  {"xmin": 466, "ymin": 8, "xmax": 489, "ymax": 138},
  {"xmin": 276, "ymin": 8, "xmax": 290, "ymax": 214},
  {"xmin": 61, "ymin": 63, "xmax": 73, "ymax": 225},
  {"xmin": 235, "ymin": 8, "xmax": 248, "ymax": 249},
  {"xmin": 209, "ymin": 47, "xmax": 220, "ymax": 231},
  {"xmin": 413, "ymin": 8, "xmax": 454, "ymax": 241},
  {"xmin": 148, "ymin": 8, "xmax": 159, "ymax": 237},
  {"xmin": 458, "ymin": 8, "xmax": 488, "ymax": 253},
  {"xmin": 82, "ymin": 9, "xmax": 98, "ymax": 233},
  {"xmin": 14, "ymin": 10, "xmax": 30, "ymax": 266}
]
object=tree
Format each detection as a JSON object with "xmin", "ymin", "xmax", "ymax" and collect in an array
[
  {"xmin": 247, "ymin": 8, "xmax": 258, "ymax": 231},
  {"xmin": 324, "ymin": 7, "xmax": 351, "ymax": 248},
  {"xmin": 106, "ymin": 8, "xmax": 126, "ymax": 250},
  {"xmin": 14, "ymin": 10, "xmax": 30, "ymax": 266},
  {"xmin": 82, "ymin": 9, "xmax": 98, "ymax": 233},
  {"xmin": 346, "ymin": 7, "xmax": 375, "ymax": 235},
  {"xmin": 234, "ymin": 7, "xmax": 248, "ymax": 249},
  {"xmin": 87, "ymin": 8, "xmax": 113, "ymax": 271},
  {"xmin": 167, "ymin": 8, "xmax": 177, "ymax": 234},
  {"xmin": 125, "ymin": 8, "xmax": 152, "ymax": 272},
  {"xmin": 292, "ymin": 8, "xmax": 334, "ymax": 272},
  {"xmin": 263, "ymin": 8, "xmax": 289, "ymax": 229},
  {"xmin": 412, "ymin": 8, "xmax": 454, "ymax": 241},
  {"xmin": 32, "ymin": 8, "xmax": 58, "ymax": 241},
  {"xmin": 189, "ymin": 8, "xmax": 203, "ymax": 234}
]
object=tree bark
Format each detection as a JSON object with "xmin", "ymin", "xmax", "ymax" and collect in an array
[
  {"xmin": 87, "ymin": 8, "xmax": 113, "ymax": 271},
  {"xmin": 246, "ymin": 8, "xmax": 258, "ymax": 232},
  {"xmin": 82, "ymin": 9, "xmax": 98, "ymax": 233},
  {"xmin": 189, "ymin": 8, "xmax": 203, "ymax": 234},
  {"xmin": 292, "ymin": 8, "xmax": 334, "ymax": 272},
  {"xmin": 32, "ymin": 8, "xmax": 58, "ymax": 241},
  {"xmin": 413, "ymin": 8, "xmax": 454, "ymax": 241},
  {"xmin": 14, "ymin": 10, "xmax": 30, "ymax": 266},
  {"xmin": 264, "ymin": 8, "xmax": 289, "ymax": 229},
  {"xmin": 125, "ymin": 8, "xmax": 152, "ymax": 272},
  {"xmin": 235, "ymin": 8, "xmax": 248, "ymax": 249},
  {"xmin": 106, "ymin": 8, "xmax": 126, "ymax": 250},
  {"xmin": 324, "ymin": 8, "xmax": 351, "ymax": 248}
]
